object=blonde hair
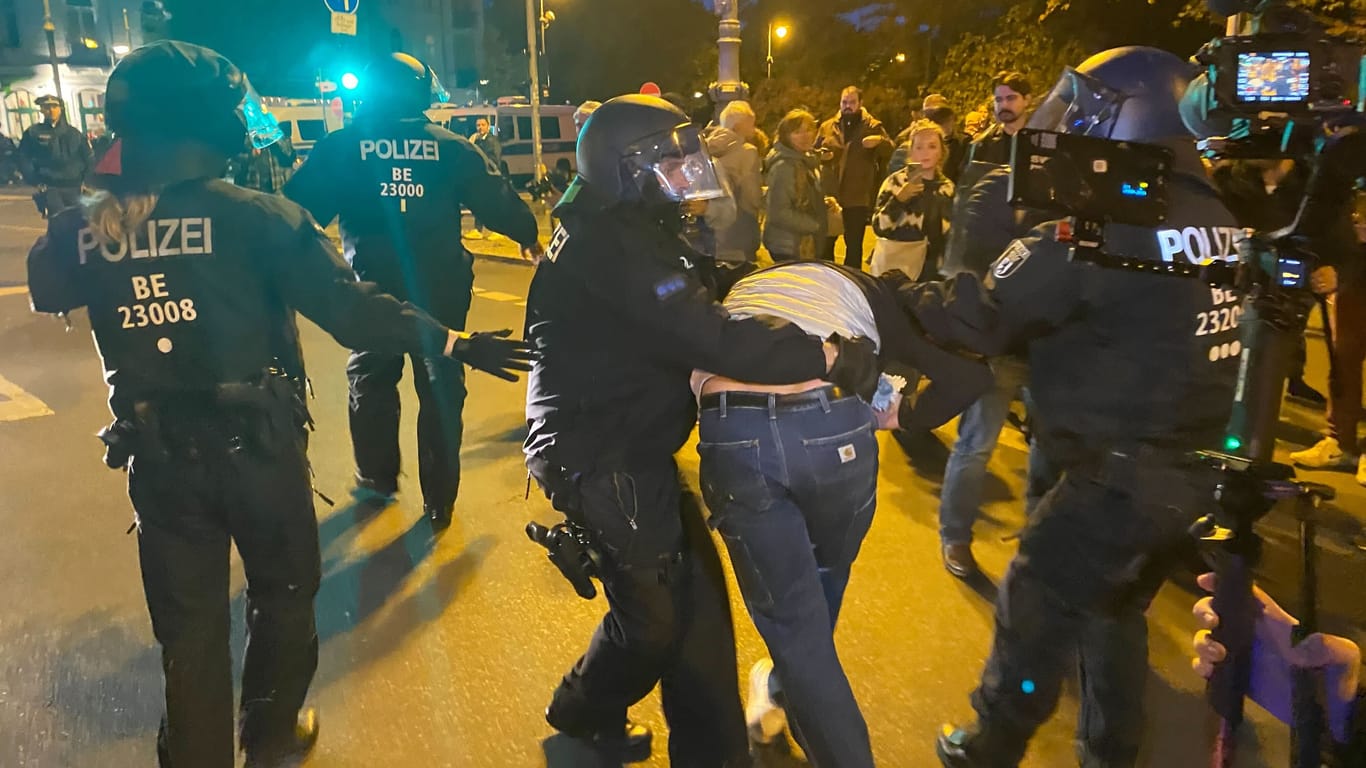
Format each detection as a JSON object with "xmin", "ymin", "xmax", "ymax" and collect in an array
[
  {"xmin": 776, "ymin": 109, "xmax": 817, "ymax": 149},
  {"xmin": 82, "ymin": 190, "xmax": 159, "ymax": 246},
  {"xmin": 904, "ymin": 118, "xmax": 947, "ymax": 171},
  {"xmin": 718, "ymin": 100, "xmax": 755, "ymax": 131}
]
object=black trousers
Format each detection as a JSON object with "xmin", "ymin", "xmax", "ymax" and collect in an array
[
  {"xmin": 128, "ymin": 411, "xmax": 320, "ymax": 768},
  {"xmin": 44, "ymin": 184, "xmax": 82, "ymax": 217},
  {"xmin": 963, "ymin": 456, "xmax": 1215, "ymax": 767},
  {"xmin": 539, "ymin": 459, "xmax": 750, "ymax": 767},
  {"xmin": 822, "ymin": 206, "xmax": 872, "ymax": 269},
  {"xmin": 347, "ymin": 351, "xmax": 466, "ymax": 511}
]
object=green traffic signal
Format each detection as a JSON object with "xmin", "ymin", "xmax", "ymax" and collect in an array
[
  {"xmin": 1223, "ymin": 435, "xmax": 1243, "ymax": 452},
  {"xmin": 341, "ymin": 72, "xmax": 359, "ymax": 90}
]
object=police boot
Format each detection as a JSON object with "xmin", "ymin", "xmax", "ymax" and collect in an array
[
  {"xmin": 936, "ymin": 723, "xmax": 1005, "ymax": 768},
  {"xmin": 545, "ymin": 705, "xmax": 653, "ymax": 764},
  {"xmin": 425, "ymin": 503, "xmax": 453, "ymax": 532},
  {"xmin": 243, "ymin": 708, "xmax": 319, "ymax": 768}
]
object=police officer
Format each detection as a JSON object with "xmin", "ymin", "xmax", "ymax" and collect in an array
[
  {"xmin": 524, "ymin": 94, "xmax": 880, "ymax": 765},
  {"xmin": 25, "ymin": 41, "xmax": 533, "ymax": 768},
  {"xmin": 19, "ymin": 94, "xmax": 92, "ymax": 217},
  {"xmin": 905, "ymin": 48, "xmax": 1244, "ymax": 767},
  {"xmin": 286, "ymin": 53, "xmax": 539, "ymax": 530}
]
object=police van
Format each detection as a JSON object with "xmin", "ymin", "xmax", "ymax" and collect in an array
[
  {"xmin": 424, "ymin": 97, "xmax": 577, "ymax": 182},
  {"xmin": 261, "ymin": 97, "xmax": 344, "ymax": 162}
]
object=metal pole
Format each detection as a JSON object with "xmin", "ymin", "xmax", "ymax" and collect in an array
[
  {"xmin": 538, "ymin": 0, "xmax": 550, "ymax": 95},
  {"xmin": 708, "ymin": 0, "xmax": 745, "ymax": 116},
  {"xmin": 41, "ymin": 0, "xmax": 63, "ymax": 103},
  {"xmin": 766, "ymin": 22, "xmax": 773, "ymax": 78},
  {"xmin": 525, "ymin": 0, "xmax": 543, "ymax": 183},
  {"xmin": 122, "ymin": 7, "xmax": 132, "ymax": 52}
]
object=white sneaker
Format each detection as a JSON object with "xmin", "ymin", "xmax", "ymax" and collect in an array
[
  {"xmin": 745, "ymin": 658, "xmax": 787, "ymax": 745},
  {"xmin": 1289, "ymin": 437, "xmax": 1357, "ymax": 469},
  {"xmin": 464, "ymin": 229, "xmax": 484, "ymax": 240},
  {"xmin": 1356, "ymin": 455, "xmax": 1366, "ymax": 486}
]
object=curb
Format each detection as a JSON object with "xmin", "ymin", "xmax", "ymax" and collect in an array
[{"xmin": 469, "ymin": 249, "xmax": 535, "ymax": 267}]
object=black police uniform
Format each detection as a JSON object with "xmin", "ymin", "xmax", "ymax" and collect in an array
[
  {"xmin": 27, "ymin": 178, "xmax": 460, "ymax": 768},
  {"xmin": 524, "ymin": 179, "xmax": 830, "ymax": 766},
  {"xmin": 19, "ymin": 114, "xmax": 92, "ymax": 215},
  {"xmin": 285, "ymin": 115, "xmax": 537, "ymax": 517},
  {"xmin": 912, "ymin": 167, "xmax": 1242, "ymax": 766}
]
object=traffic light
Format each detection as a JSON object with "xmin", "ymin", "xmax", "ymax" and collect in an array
[{"xmin": 341, "ymin": 72, "xmax": 359, "ymax": 90}]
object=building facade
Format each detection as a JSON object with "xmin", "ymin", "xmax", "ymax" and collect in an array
[
  {"xmin": 0, "ymin": 0, "xmax": 157, "ymax": 140},
  {"xmin": 359, "ymin": 0, "xmax": 483, "ymax": 101}
]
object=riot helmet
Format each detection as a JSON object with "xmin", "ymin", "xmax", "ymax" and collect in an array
[
  {"xmin": 575, "ymin": 94, "xmax": 725, "ymax": 206},
  {"xmin": 359, "ymin": 53, "xmax": 449, "ymax": 117},
  {"xmin": 105, "ymin": 40, "xmax": 281, "ymax": 156},
  {"xmin": 1028, "ymin": 46, "xmax": 1196, "ymax": 143}
]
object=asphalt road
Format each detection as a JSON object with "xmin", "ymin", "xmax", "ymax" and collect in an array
[{"xmin": 0, "ymin": 189, "xmax": 1362, "ymax": 768}]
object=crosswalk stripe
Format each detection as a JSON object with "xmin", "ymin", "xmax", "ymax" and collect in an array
[
  {"xmin": 476, "ymin": 290, "xmax": 522, "ymax": 303},
  {"xmin": 0, "ymin": 223, "xmax": 44, "ymax": 234},
  {"xmin": 0, "ymin": 374, "xmax": 53, "ymax": 422},
  {"xmin": 0, "ymin": 285, "xmax": 27, "ymax": 298}
]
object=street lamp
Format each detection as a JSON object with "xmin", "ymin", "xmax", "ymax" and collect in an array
[{"xmin": 766, "ymin": 22, "xmax": 789, "ymax": 78}]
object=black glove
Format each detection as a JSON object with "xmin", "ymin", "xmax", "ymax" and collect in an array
[
  {"xmin": 448, "ymin": 329, "xmax": 536, "ymax": 382},
  {"xmin": 824, "ymin": 334, "xmax": 880, "ymax": 401}
]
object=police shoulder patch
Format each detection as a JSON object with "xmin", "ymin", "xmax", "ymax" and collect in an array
[
  {"xmin": 991, "ymin": 239, "xmax": 1032, "ymax": 280},
  {"xmin": 545, "ymin": 224, "xmax": 570, "ymax": 263}
]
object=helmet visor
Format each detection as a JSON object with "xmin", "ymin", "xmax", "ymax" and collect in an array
[
  {"xmin": 429, "ymin": 69, "xmax": 451, "ymax": 105},
  {"xmin": 1027, "ymin": 67, "xmax": 1129, "ymax": 139},
  {"xmin": 630, "ymin": 124, "xmax": 726, "ymax": 202},
  {"xmin": 238, "ymin": 79, "xmax": 283, "ymax": 149}
]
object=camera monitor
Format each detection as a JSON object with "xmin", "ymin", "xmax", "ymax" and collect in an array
[
  {"xmin": 1234, "ymin": 49, "xmax": 1312, "ymax": 105},
  {"xmin": 1007, "ymin": 129, "xmax": 1172, "ymax": 227}
]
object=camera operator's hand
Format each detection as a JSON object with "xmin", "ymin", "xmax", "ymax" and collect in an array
[
  {"xmin": 1192, "ymin": 572, "xmax": 1361, "ymax": 742},
  {"xmin": 445, "ymin": 329, "xmax": 536, "ymax": 382},
  {"xmin": 823, "ymin": 334, "xmax": 880, "ymax": 401},
  {"xmin": 1311, "ymin": 265, "xmax": 1338, "ymax": 295}
]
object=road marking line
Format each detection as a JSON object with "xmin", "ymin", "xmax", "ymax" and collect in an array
[
  {"xmin": 0, "ymin": 223, "xmax": 44, "ymax": 233},
  {"xmin": 0, "ymin": 374, "xmax": 53, "ymax": 422},
  {"xmin": 0, "ymin": 285, "xmax": 27, "ymax": 297},
  {"xmin": 514, "ymin": 300, "xmax": 527, "ymax": 307},
  {"xmin": 476, "ymin": 290, "xmax": 522, "ymax": 302},
  {"xmin": 470, "ymin": 287, "xmax": 486, "ymax": 294}
]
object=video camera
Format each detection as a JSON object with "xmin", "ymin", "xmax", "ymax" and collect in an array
[
  {"xmin": 1188, "ymin": 0, "xmax": 1361, "ymax": 158},
  {"xmin": 1007, "ymin": 129, "xmax": 1172, "ymax": 252}
]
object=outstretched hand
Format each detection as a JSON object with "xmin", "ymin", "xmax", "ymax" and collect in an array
[
  {"xmin": 1192, "ymin": 572, "xmax": 1360, "ymax": 742},
  {"xmin": 450, "ymin": 329, "xmax": 536, "ymax": 382}
]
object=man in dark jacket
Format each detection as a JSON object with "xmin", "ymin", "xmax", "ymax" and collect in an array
[
  {"xmin": 19, "ymin": 95, "xmax": 92, "ymax": 216},
  {"xmin": 285, "ymin": 52, "xmax": 540, "ymax": 530},
  {"xmin": 965, "ymin": 72, "xmax": 1032, "ymax": 168},
  {"xmin": 467, "ymin": 116, "xmax": 503, "ymax": 239},
  {"xmin": 815, "ymin": 86, "xmax": 892, "ymax": 269}
]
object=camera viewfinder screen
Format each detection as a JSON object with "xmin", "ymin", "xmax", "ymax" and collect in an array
[{"xmin": 1235, "ymin": 50, "xmax": 1311, "ymax": 103}]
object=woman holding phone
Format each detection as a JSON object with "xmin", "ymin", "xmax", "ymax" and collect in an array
[{"xmin": 869, "ymin": 119, "xmax": 956, "ymax": 280}]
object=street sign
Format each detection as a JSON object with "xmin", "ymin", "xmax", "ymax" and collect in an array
[
  {"xmin": 317, "ymin": 80, "xmax": 337, "ymax": 93},
  {"xmin": 323, "ymin": 0, "xmax": 359, "ymax": 13},
  {"xmin": 330, "ymin": 11, "xmax": 356, "ymax": 35},
  {"xmin": 639, "ymin": 81, "xmax": 661, "ymax": 97}
]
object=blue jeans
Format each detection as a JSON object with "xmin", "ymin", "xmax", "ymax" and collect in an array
[
  {"xmin": 697, "ymin": 388, "xmax": 878, "ymax": 768},
  {"xmin": 939, "ymin": 357, "xmax": 1028, "ymax": 545}
]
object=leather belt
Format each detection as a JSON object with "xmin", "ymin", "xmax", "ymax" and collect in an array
[{"xmin": 699, "ymin": 385, "xmax": 852, "ymax": 411}]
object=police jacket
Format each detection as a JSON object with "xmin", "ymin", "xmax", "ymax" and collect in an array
[
  {"xmin": 523, "ymin": 180, "xmax": 828, "ymax": 473},
  {"xmin": 27, "ymin": 177, "xmax": 453, "ymax": 418},
  {"xmin": 284, "ymin": 115, "xmax": 537, "ymax": 317},
  {"xmin": 904, "ymin": 165, "xmax": 1243, "ymax": 467},
  {"xmin": 19, "ymin": 120, "xmax": 91, "ymax": 187}
]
